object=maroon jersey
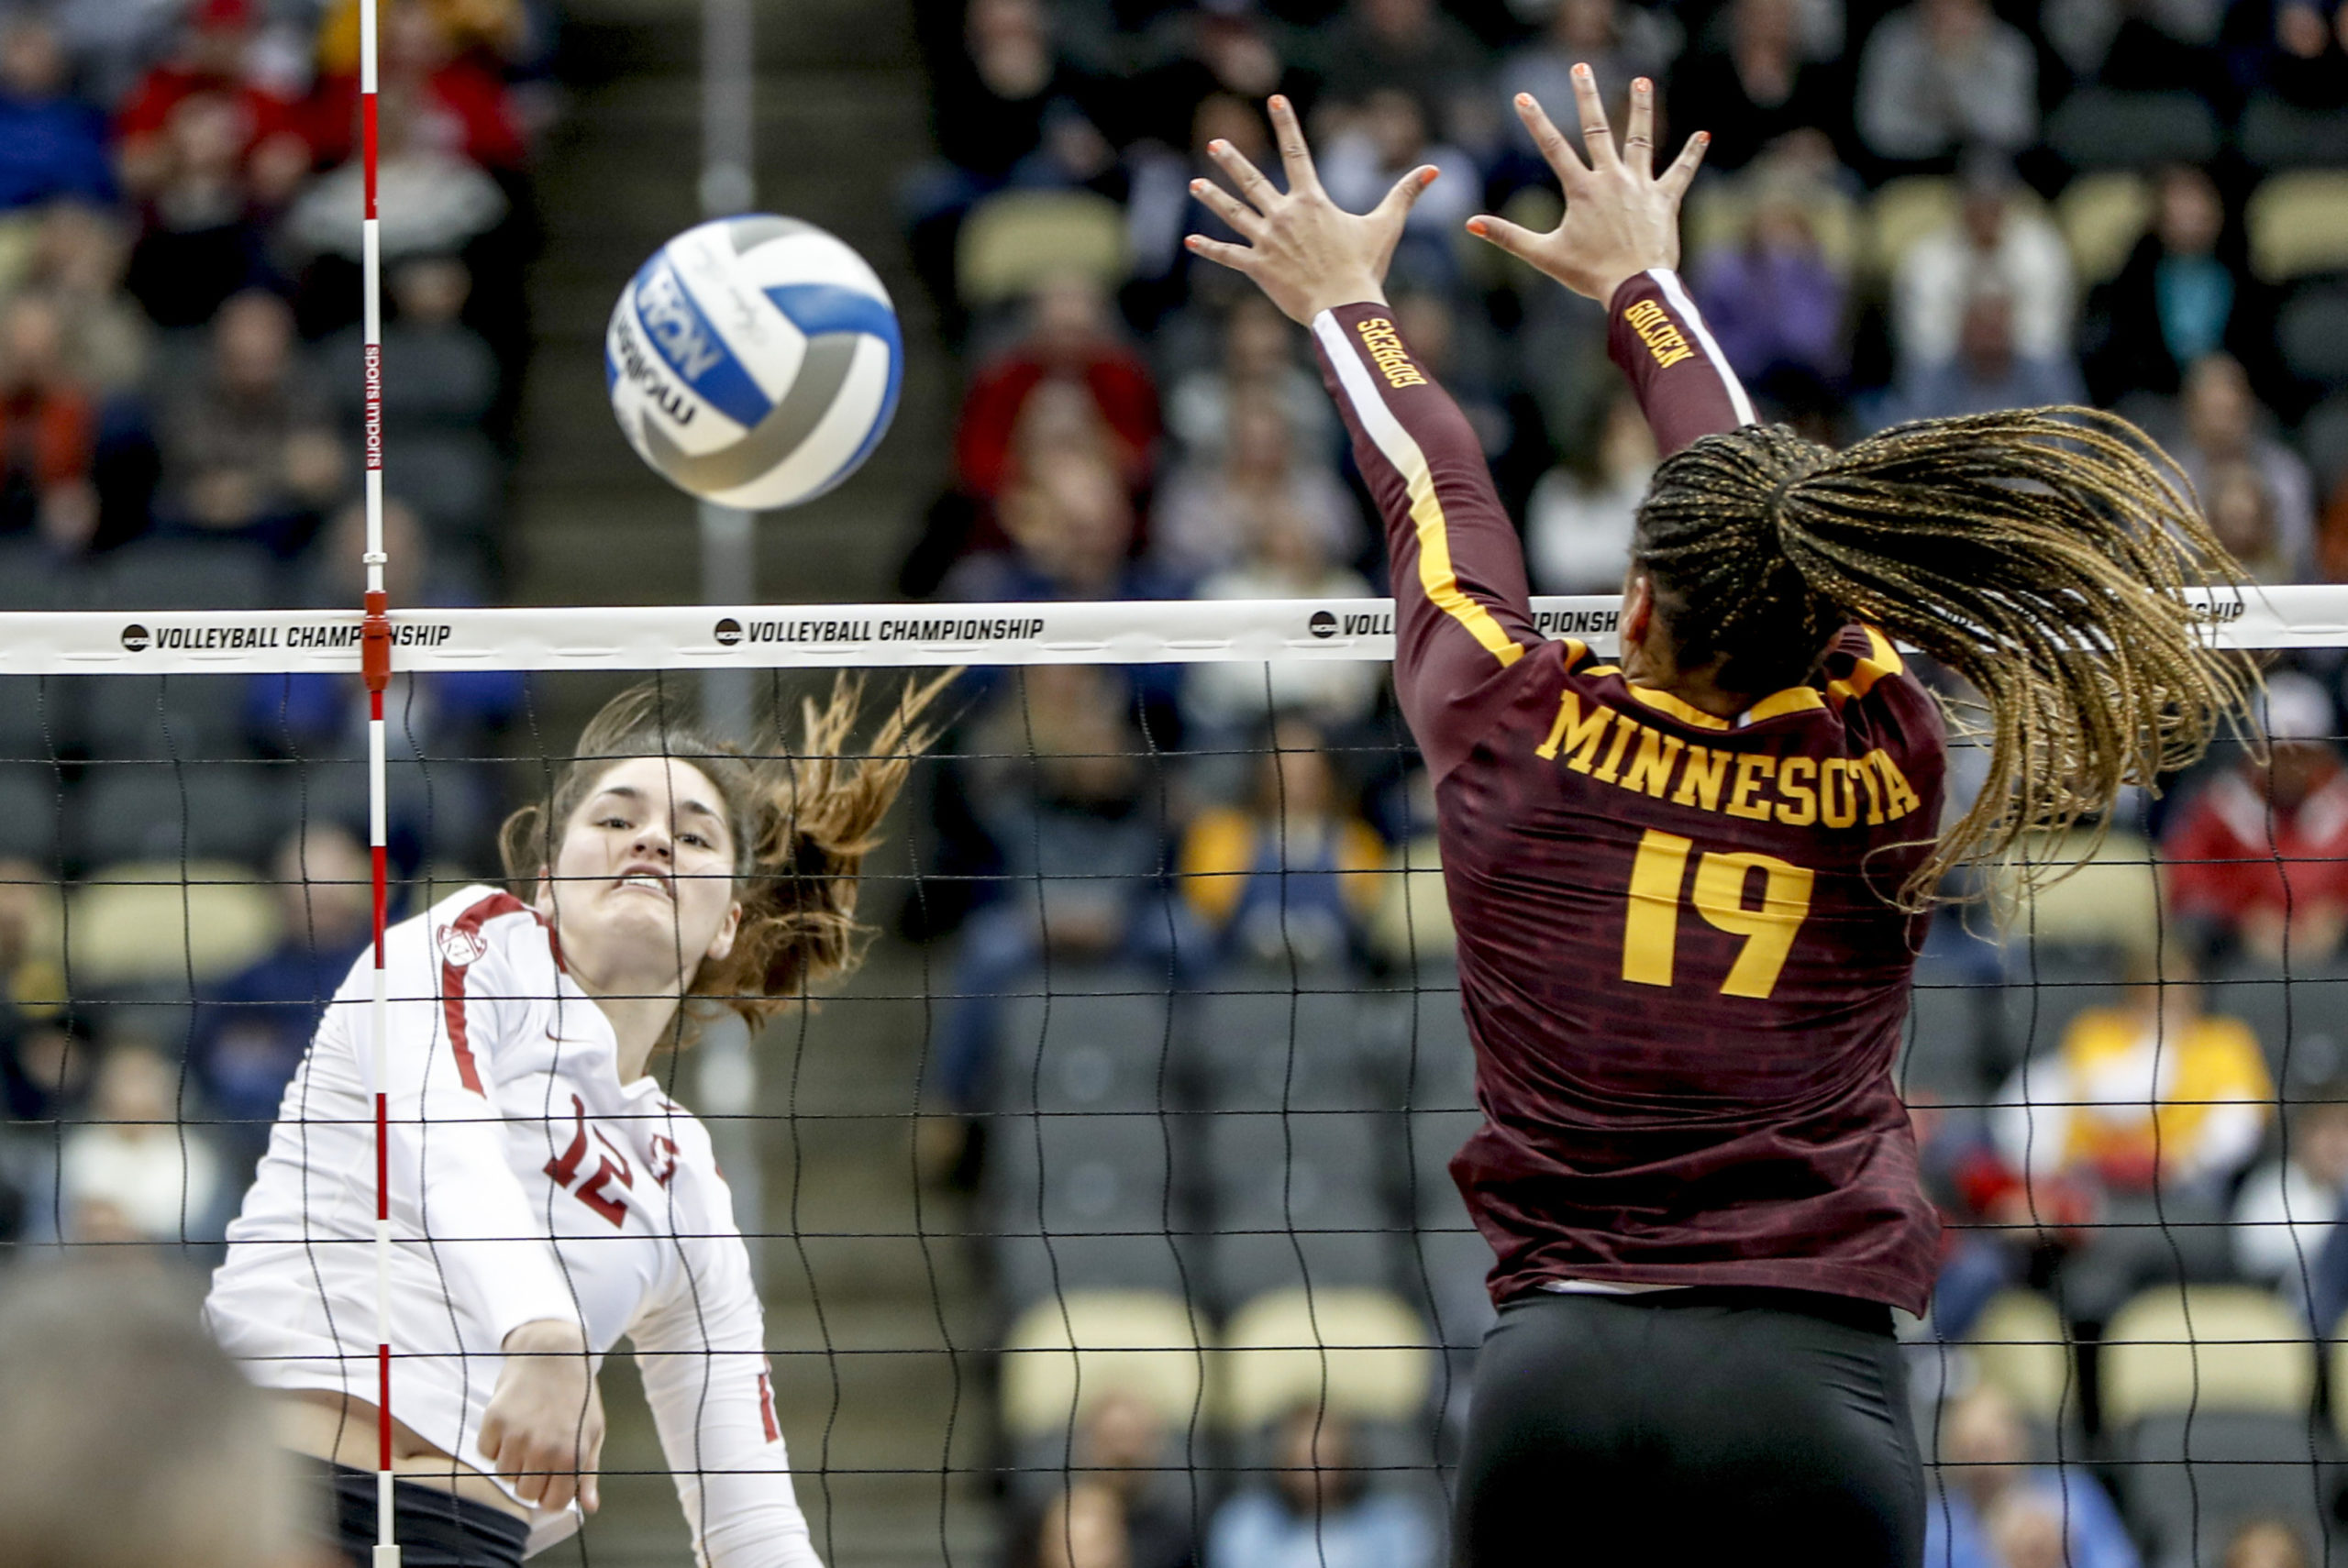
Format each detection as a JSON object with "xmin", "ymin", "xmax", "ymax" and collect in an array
[{"xmin": 1311, "ymin": 271, "xmax": 1945, "ymax": 1314}]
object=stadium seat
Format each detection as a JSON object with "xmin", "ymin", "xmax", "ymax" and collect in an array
[
  {"xmin": 2279, "ymin": 282, "xmax": 2348, "ymax": 387},
  {"xmin": 86, "ymin": 539, "xmax": 274, "ymax": 612},
  {"xmin": 986, "ymin": 1109, "xmax": 1199, "ymax": 1310},
  {"xmin": 998, "ymin": 1288, "xmax": 1209, "ymax": 1441},
  {"xmin": 68, "ymin": 764, "xmax": 289, "ymax": 868},
  {"xmin": 1213, "ymin": 1286, "xmax": 1434, "ymax": 1431},
  {"xmin": 323, "ymin": 324, "xmax": 499, "ymax": 428},
  {"xmin": 0, "ymin": 764, "xmax": 61, "ymax": 864},
  {"xmin": 2203, "ymin": 960, "xmax": 2348, "ymax": 1089},
  {"xmin": 2242, "ymin": 93, "xmax": 2348, "ymax": 171},
  {"xmin": 2046, "ymin": 89, "xmax": 2221, "ymax": 171},
  {"xmin": 2119, "ymin": 1411, "xmax": 2339, "ymax": 1568},
  {"xmin": 63, "ymin": 860, "xmax": 282, "ymax": 989},
  {"xmin": 1899, "ymin": 972, "xmax": 1995, "ymax": 1100},
  {"xmin": 384, "ymin": 429, "xmax": 502, "ymax": 537},
  {"xmin": 77, "ymin": 674, "xmax": 253, "ymax": 762},
  {"xmin": 0, "ymin": 677, "xmax": 62, "ymax": 763},
  {"xmin": 0, "ymin": 537, "xmax": 83, "ymax": 611},
  {"xmin": 1401, "ymin": 1108, "xmax": 1479, "ymax": 1225},
  {"xmin": 1184, "ymin": 978, "xmax": 1387, "ymax": 1114},
  {"xmin": 993, "ymin": 968, "xmax": 1175, "ymax": 1116},
  {"xmin": 1966, "ymin": 1289, "xmax": 2082, "ymax": 1430},
  {"xmin": 1989, "ymin": 944, "xmax": 2132, "ymax": 1067},
  {"xmin": 2249, "ymin": 172, "xmax": 2348, "ymax": 282},
  {"xmin": 2298, "ymin": 392, "xmax": 2348, "ymax": 494},
  {"xmin": 2101, "ymin": 1286, "xmax": 2316, "ymax": 1428},
  {"xmin": 956, "ymin": 190, "xmax": 1130, "ymax": 309},
  {"xmin": 1361, "ymin": 964, "xmax": 1475, "ymax": 1111},
  {"xmin": 1203, "ymin": 1111, "xmax": 1399, "ymax": 1306},
  {"xmin": 1863, "ymin": 178, "xmax": 1960, "ymax": 279},
  {"xmin": 2055, "ymin": 172, "xmax": 2153, "ymax": 287}
]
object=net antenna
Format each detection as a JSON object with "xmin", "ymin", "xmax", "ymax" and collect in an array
[{"xmin": 356, "ymin": 0, "xmax": 397, "ymax": 1559}]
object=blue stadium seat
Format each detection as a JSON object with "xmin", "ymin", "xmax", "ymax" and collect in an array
[
  {"xmin": 1202, "ymin": 1111, "xmax": 1399, "ymax": 1307},
  {"xmin": 2047, "ymin": 89, "xmax": 2221, "ymax": 171},
  {"xmin": 0, "ymin": 538, "xmax": 84, "ymax": 611},
  {"xmin": 1183, "ymin": 977, "xmax": 1387, "ymax": 1115},
  {"xmin": 993, "ymin": 967, "xmax": 1176, "ymax": 1116},
  {"xmin": 86, "ymin": 539, "xmax": 275, "ymax": 612},
  {"xmin": 77, "ymin": 674, "xmax": 252, "ymax": 762},
  {"xmin": 2119, "ymin": 1412, "xmax": 2340, "ymax": 1568},
  {"xmin": 2279, "ymin": 282, "xmax": 2348, "ymax": 386},
  {"xmin": 1899, "ymin": 971, "xmax": 1997, "ymax": 1100},
  {"xmin": 2299, "ymin": 392, "xmax": 2348, "ymax": 493},
  {"xmin": 0, "ymin": 765, "xmax": 61, "ymax": 864},
  {"xmin": 2242, "ymin": 93, "xmax": 2348, "ymax": 171},
  {"xmin": 68, "ymin": 763, "xmax": 288, "ymax": 868},
  {"xmin": 384, "ymin": 430, "xmax": 502, "ymax": 537},
  {"xmin": 986, "ymin": 1110, "xmax": 1200, "ymax": 1310},
  {"xmin": 0, "ymin": 678, "xmax": 63, "ymax": 763}
]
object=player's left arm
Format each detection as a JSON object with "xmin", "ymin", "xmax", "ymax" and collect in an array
[{"xmin": 632, "ymin": 1142, "xmax": 822, "ymax": 1568}]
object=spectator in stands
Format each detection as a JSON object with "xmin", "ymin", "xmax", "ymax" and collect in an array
[
  {"xmin": 282, "ymin": 80, "xmax": 510, "ymax": 270},
  {"xmin": 191, "ymin": 823, "xmax": 372, "ymax": 1182},
  {"xmin": 955, "ymin": 275, "xmax": 1160, "ymax": 503},
  {"xmin": 310, "ymin": 0, "xmax": 533, "ymax": 173},
  {"xmin": 1500, "ymin": 0, "xmax": 1682, "ymax": 163},
  {"xmin": 0, "ymin": 294, "xmax": 99, "ymax": 550},
  {"xmin": 1854, "ymin": 0, "xmax": 2037, "ymax": 170},
  {"xmin": 1206, "ymin": 1403, "xmax": 1434, "ymax": 1568},
  {"xmin": 1182, "ymin": 436, "xmax": 1381, "ymax": 737},
  {"xmin": 1922, "ymin": 1385, "xmax": 2138, "ymax": 1568},
  {"xmin": 945, "ymin": 446, "xmax": 1180, "ymax": 607},
  {"xmin": 1177, "ymin": 716, "xmax": 1385, "ymax": 970},
  {"xmin": 12, "ymin": 202, "xmax": 150, "ymax": 399},
  {"xmin": 2223, "ymin": 1518, "xmax": 2314, "ymax": 1568},
  {"xmin": 1687, "ymin": 172, "xmax": 1849, "ymax": 393},
  {"xmin": 1893, "ymin": 156, "xmax": 2074, "ymax": 378},
  {"xmin": 928, "ymin": 662, "xmax": 1174, "ymax": 1114},
  {"xmin": 2085, "ymin": 165, "xmax": 2282, "ymax": 410},
  {"xmin": 2168, "ymin": 355, "xmax": 2315, "ymax": 583},
  {"xmin": 153, "ymin": 289, "xmax": 345, "ymax": 554},
  {"xmin": 2232, "ymin": 1088, "xmax": 2348, "ymax": 1301},
  {"xmin": 1036, "ymin": 1483, "xmax": 1130, "ymax": 1568},
  {"xmin": 59, "ymin": 1037, "xmax": 225, "ymax": 1249},
  {"xmin": 1524, "ymin": 385, "xmax": 1655, "ymax": 594},
  {"xmin": 1867, "ymin": 291, "xmax": 2086, "ymax": 428},
  {"xmin": 122, "ymin": 88, "xmax": 282, "ymax": 329},
  {"xmin": 2206, "ymin": 460, "xmax": 2294, "ymax": 585},
  {"xmin": 1164, "ymin": 294, "xmax": 1338, "ymax": 466},
  {"xmin": 1126, "ymin": 3, "xmax": 1314, "ymax": 153},
  {"xmin": 2232, "ymin": 0, "xmax": 2348, "ymax": 113},
  {"xmin": 1016, "ymin": 1390, "xmax": 1196, "ymax": 1568},
  {"xmin": 1155, "ymin": 382, "xmax": 1363, "ymax": 581},
  {"xmin": 2163, "ymin": 671, "xmax": 2348, "ymax": 965},
  {"xmin": 1992, "ymin": 958, "xmax": 2273, "ymax": 1199},
  {"xmin": 1665, "ymin": 0, "xmax": 1850, "ymax": 174},
  {"xmin": 1317, "ymin": 88, "xmax": 1479, "ymax": 291},
  {"xmin": 0, "ymin": 13, "xmax": 115, "ymax": 214},
  {"xmin": 0, "ymin": 857, "xmax": 78, "ymax": 1136},
  {"xmin": 1314, "ymin": 0, "xmax": 1489, "ymax": 122},
  {"xmin": 903, "ymin": 0, "xmax": 1118, "ymax": 324},
  {"xmin": 1389, "ymin": 288, "xmax": 1512, "ymax": 463},
  {"xmin": 114, "ymin": 0, "xmax": 312, "ymax": 209},
  {"xmin": 1124, "ymin": 90, "xmax": 1276, "ymax": 326}
]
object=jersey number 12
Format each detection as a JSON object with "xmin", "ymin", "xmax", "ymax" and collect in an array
[{"xmin": 1622, "ymin": 828, "xmax": 1815, "ymax": 999}]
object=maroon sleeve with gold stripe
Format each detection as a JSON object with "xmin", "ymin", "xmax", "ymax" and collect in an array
[
  {"xmin": 1605, "ymin": 269, "xmax": 1757, "ymax": 456},
  {"xmin": 1311, "ymin": 303, "xmax": 1539, "ymax": 778}
]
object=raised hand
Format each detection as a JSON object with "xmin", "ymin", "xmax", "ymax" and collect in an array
[
  {"xmin": 1468, "ymin": 68, "xmax": 1709, "ymax": 303},
  {"xmin": 1184, "ymin": 94, "xmax": 1438, "ymax": 326}
]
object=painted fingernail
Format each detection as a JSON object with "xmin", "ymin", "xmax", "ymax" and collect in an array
[
  {"xmin": 1636, "ymin": 78, "xmax": 1650, "ymax": 92},
  {"xmin": 1516, "ymin": 93, "xmax": 1534, "ymax": 107},
  {"xmin": 1271, "ymin": 94, "xmax": 1289, "ymax": 110},
  {"xmin": 1575, "ymin": 62, "xmax": 1592, "ymax": 78},
  {"xmin": 1185, "ymin": 235, "xmax": 1202, "ymax": 248},
  {"xmin": 1466, "ymin": 217, "xmax": 1490, "ymax": 236},
  {"xmin": 1698, "ymin": 131, "xmax": 1712, "ymax": 143},
  {"xmin": 1191, "ymin": 179, "xmax": 1206, "ymax": 192}
]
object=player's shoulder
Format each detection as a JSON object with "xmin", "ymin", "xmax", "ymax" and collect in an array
[{"xmin": 404, "ymin": 884, "xmax": 556, "ymax": 973}]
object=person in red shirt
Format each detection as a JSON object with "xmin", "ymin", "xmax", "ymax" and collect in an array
[
  {"xmin": 2164, "ymin": 670, "xmax": 2348, "ymax": 965},
  {"xmin": 115, "ymin": 0, "xmax": 312, "ymax": 206},
  {"xmin": 1183, "ymin": 73, "xmax": 2250, "ymax": 1566}
]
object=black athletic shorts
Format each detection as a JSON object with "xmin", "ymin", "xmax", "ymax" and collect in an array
[
  {"xmin": 301, "ymin": 1455, "xmax": 531, "ymax": 1568},
  {"xmin": 1454, "ymin": 1286, "xmax": 1924, "ymax": 1568}
]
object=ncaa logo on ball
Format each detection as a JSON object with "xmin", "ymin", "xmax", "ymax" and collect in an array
[{"xmin": 606, "ymin": 214, "xmax": 903, "ymax": 512}]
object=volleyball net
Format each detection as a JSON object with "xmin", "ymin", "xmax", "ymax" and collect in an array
[{"xmin": 5, "ymin": 593, "xmax": 2348, "ymax": 1564}]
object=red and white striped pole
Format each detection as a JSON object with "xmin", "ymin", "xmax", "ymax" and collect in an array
[{"xmin": 356, "ymin": 0, "xmax": 397, "ymax": 1560}]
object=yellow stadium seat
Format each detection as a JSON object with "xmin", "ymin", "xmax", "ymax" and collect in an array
[
  {"xmin": 1967, "ymin": 1290, "xmax": 2080, "ymax": 1426},
  {"xmin": 2056, "ymin": 172, "xmax": 2154, "ymax": 287},
  {"xmin": 1213, "ymin": 1286, "xmax": 1433, "ymax": 1431},
  {"xmin": 999, "ymin": 1289, "xmax": 1207, "ymax": 1440},
  {"xmin": 1864, "ymin": 177, "xmax": 1960, "ymax": 279},
  {"xmin": 1683, "ymin": 176, "xmax": 1860, "ymax": 275},
  {"xmin": 956, "ymin": 189, "xmax": 1130, "ymax": 308},
  {"xmin": 67, "ymin": 861, "xmax": 282, "ymax": 988},
  {"xmin": 2249, "ymin": 171, "xmax": 2348, "ymax": 283},
  {"xmin": 2102, "ymin": 1286, "xmax": 2315, "ymax": 1428},
  {"xmin": 1987, "ymin": 826, "xmax": 2163, "ymax": 956}
]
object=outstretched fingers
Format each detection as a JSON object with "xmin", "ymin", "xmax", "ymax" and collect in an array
[
  {"xmin": 1513, "ymin": 91, "xmax": 1589, "ymax": 191},
  {"xmin": 1464, "ymin": 212, "xmax": 1538, "ymax": 261},
  {"xmin": 1190, "ymin": 175, "xmax": 1266, "ymax": 238},
  {"xmin": 1205, "ymin": 137, "xmax": 1279, "ymax": 212},
  {"xmin": 1567, "ymin": 63, "xmax": 1619, "ymax": 171},
  {"xmin": 1266, "ymin": 94, "xmax": 1322, "ymax": 194},
  {"xmin": 1183, "ymin": 232, "xmax": 1255, "ymax": 275},
  {"xmin": 1659, "ymin": 128, "xmax": 1711, "ymax": 201},
  {"xmin": 1371, "ymin": 164, "xmax": 1440, "ymax": 226},
  {"xmin": 1623, "ymin": 77, "xmax": 1656, "ymax": 178}
]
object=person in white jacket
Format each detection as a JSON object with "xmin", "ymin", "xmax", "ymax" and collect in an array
[{"xmin": 205, "ymin": 676, "xmax": 942, "ymax": 1567}]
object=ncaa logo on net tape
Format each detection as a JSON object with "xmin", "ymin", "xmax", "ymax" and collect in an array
[
  {"xmin": 714, "ymin": 617, "xmax": 745, "ymax": 647},
  {"xmin": 120, "ymin": 624, "xmax": 151, "ymax": 652},
  {"xmin": 1308, "ymin": 611, "xmax": 1338, "ymax": 640}
]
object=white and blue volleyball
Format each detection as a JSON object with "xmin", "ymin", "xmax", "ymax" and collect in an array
[{"xmin": 604, "ymin": 215, "xmax": 903, "ymax": 509}]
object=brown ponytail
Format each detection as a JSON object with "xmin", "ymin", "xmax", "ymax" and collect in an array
[
  {"xmin": 499, "ymin": 671, "xmax": 952, "ymax": 1032},
  {"xmin": 1632, "ymin": 407, "xmax": 2254, "ymax": 900}
]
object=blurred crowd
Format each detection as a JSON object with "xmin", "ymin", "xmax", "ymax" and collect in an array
[
  {"xmin": 0, "ymin": 0, "xmax": 548, "ymax": 1282},
  {"xmin": 889, "ymin": 3, "xmax": 2348, "ymax": 1563}
]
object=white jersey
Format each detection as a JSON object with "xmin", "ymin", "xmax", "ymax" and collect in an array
[{"xmin": 205, "ymin": 886, "xmax": 820, "ymax": 1566}]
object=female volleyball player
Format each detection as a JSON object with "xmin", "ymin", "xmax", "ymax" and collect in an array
[
  {"xmin": 206, "ymin": 679, "xmax": 939, "ymax": 1567},
  {"xmin": 1186, "ymin": 78, "xmax": 2247, "ymax": 1565}
]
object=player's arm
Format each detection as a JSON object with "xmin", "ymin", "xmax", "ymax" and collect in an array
[
  {"xmin": 632, "ymin": 1151, "xmax": 823, "ymax": 1568},
  {"xmin": 1185, "ymin": 97, "xmax": 1543, "ymax": 771},
  {"xmin": 1467, "ymin": 72, "xmax": 1740, "ymax": 454},
  {"xmin": 364, "ymin": 924, "xmax": 600, "ymax": 1513}
]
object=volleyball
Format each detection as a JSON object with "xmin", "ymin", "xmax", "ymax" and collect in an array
[{"xmin": 604, "ymin": 214, "xmax": 903, "ymax": 509}]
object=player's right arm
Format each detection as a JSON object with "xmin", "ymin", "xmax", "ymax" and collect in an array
[{"xmin": 360, "ymin": 896, "xmax": 599, "ymax": 1512}]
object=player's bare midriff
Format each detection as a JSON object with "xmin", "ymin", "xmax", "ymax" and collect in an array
[{"xmin": 273, "ymin": 1388, "xmax": 533, "ymax": 1521}]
